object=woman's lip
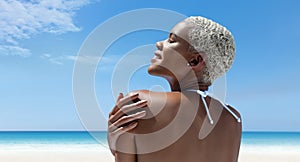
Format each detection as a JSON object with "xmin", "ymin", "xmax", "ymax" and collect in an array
[
  {"xmin": 151, "ymin": 50, "xmax": 162, "ymax": 63},
  {"xmin": 154, "ymin": 51, "xmax": 162, "ymax": 59},
  {"xmin": 151, "ymin": 58, "xmax": 156, "ymax": 63},
  {"xmin": 151, "ymin": 57, "xmax": 158, "ymax": 63}
]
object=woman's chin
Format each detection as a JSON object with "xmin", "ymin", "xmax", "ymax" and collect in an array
[
  {"xmin": 148, "ymin": 64, "xmax": 171, "ymax": 78},
  {"xmin": 148, "ymin": 64, "xmax": 162, "ymax": 76}
]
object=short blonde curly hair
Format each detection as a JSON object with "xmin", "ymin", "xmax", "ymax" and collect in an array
[{"xmin": 185, "ymin": 16, "xmax": 236, "ymax": 85}]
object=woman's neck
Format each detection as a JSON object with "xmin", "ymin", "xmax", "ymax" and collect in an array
[{"xmin": 166, "ymin": 77, "xmax": 209, "ymax": 92}]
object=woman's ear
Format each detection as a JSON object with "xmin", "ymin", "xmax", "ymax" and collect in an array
[{"xmin": 188, "ymin": 52, "xmax": 206, "ymax": 70}]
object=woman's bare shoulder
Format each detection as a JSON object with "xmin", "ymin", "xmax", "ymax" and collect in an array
[
  {"xmin": 225, "ymin": 104, "xmax": 242, "ymax": 122},
  {"xmin": 127, "ymin": 90, "xmax": 184, "ymax": 133},
  {"xmin": 128, "ymin": 89, "xmax": 182, "ymax": 107}
]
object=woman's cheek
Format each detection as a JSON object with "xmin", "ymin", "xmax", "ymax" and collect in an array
[{"xmin": 161, "ymin": 49, "xmax": 187, "ymax": 74}]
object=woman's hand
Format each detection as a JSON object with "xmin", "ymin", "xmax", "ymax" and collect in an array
[{"xmin": 107, "ymin": 92, "xmax": 147, "ymax": 155}]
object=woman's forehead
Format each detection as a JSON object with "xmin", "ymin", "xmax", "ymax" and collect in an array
[{"xmin": 169, "ymin": 21, "xmax": 191, "ymax": 41}]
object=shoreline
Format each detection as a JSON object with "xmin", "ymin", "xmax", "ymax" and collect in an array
[{"xmin": 1, "ymin": 131, "xmax": 299, "ymax": 162}]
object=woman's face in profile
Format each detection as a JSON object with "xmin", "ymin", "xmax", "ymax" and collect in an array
[{"xmin": 148, "ymin": 20, "xmax": 193, "ymax": 81}]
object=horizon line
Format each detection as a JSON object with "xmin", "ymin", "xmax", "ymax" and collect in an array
[{"xmin": 0, "ymin": 130, "xmax": 300, "ymax": 133}]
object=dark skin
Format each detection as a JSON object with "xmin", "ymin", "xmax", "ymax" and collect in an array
[{"xmin": 108, "ymin": 20, "xmax": 242, "ymax": 162}]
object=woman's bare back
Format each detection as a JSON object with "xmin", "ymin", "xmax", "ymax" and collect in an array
[{"xmin": 131, "ymin": 90, "xmax": 242, "ymax": 162}]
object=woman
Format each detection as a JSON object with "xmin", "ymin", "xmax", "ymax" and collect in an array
[{"xmin": 108, "ymin": 16, "xmax": 242, "ymax": 162}]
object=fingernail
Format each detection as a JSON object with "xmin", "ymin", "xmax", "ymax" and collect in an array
[
  {"xmin": 132, "ymin": 92, "xmax": 139, "ymax": 96},
  {"xmin": 136, "ymin": 111, "xmax": 146, "ymax": 116},
  {"xmin": 138, "ymin": 100, "xmax": 147, "ymax": 104}
]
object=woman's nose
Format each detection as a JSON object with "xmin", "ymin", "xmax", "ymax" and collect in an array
[{"xmin": 156, "ymin": 41, "xmax": 163, "ymax": 51}]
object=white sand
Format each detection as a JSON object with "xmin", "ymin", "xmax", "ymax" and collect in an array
[
  {"xmin": 239, "ymin": 152, "xmax": 300, "ymax": 162},
  {"xmin": 239, "ymin": 145, "xmax": 300, "ymax": 162},
  {"xmin": 0, "ymin": 149, "xmax": 299, "ymax": 162},
  {"xmin": 0, "ymin": 150, "xmax": 114, "ymax": 162}
]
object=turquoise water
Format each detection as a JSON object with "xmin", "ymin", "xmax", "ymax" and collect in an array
[
  {"xmin": 0, "ymin": 131, "xmax": 109, "ymax": 151},
  {"xmin": 0, "ymin": 131, "xmax": 299, "ymax": 147},
  {"xmin": 242, "ymin": 132, "xmax": 300, "ymax": 146},
  {"xmin": 0, "ymin": 131, "xmax": 107, "ymax": 145}
]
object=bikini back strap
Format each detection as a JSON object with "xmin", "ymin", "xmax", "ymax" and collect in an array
[{"xmin": 186, "ymin": 89, "xmax": 241, "ymax": 125}]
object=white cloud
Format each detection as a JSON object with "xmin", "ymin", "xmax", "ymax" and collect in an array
[
  {"xmin": 40, "ymin": 54, "xmax": 120, "ymax": 66},
  {"xmin": 0, "ymin": 0, "xmax": 90, "ymax": 57},
  {"xmin": 0, "ymin": 0, "xmax": 90, "ymax": 44},
  {"xmin": 40, "ymin": 54, "xmax": 98, "ymax": 65},
  {"xmin": 66, "ymin": 56, "xmax": 110, "ymax": 65},
  {"xmin": 0, "ymin": 45, "xmax": 31, "ymax": 57},
  {"xmin": 40, "ymin": 53, "xmax": 65, "ymax": 65}
]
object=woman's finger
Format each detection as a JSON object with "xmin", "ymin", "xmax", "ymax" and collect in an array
[
  {"xmin": 112, "ymin": 122, "xmax": 138, "ymax": 136},
  {"xmin": 108, "ymin": 111, "xmax": 146, "ymax": 132},
  {"xmin": 109, "ymin": 100, "xmax": 147, "ymax": 124},
  {"xmin": 116, "ymin": 92, "xmax": 139, "ymax": 109},
  {"xmin": 108, "ymin": 122, "xmax": 138, "ymax": 152},
  {"xmin": 109, "ymin": 93, "xmax": 124, "ymax": 116},
  {"xmin": 108, "ymin": 111, "xmax": 145, "ymax": 132}
]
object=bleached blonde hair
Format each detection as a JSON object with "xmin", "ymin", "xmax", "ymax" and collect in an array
[{"xmin": 185, "ymin": 16, "xmax": 236, "ymax": 85}]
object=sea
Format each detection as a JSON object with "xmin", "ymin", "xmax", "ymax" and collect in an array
[{"xmin": 0, "ymin": 131, "xmax": 299, "ymax": 153}]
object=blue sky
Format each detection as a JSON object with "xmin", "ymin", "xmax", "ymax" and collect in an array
[{"xmin": 0, "ymin": 0, "xmax": 300, "ymax": 131}]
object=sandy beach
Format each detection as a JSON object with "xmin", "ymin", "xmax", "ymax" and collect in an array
[
  {"xmin": 0, "ymin": 150, "xmax": 114, "ymax": 162},
  {"xmin": 0, "ymin": 149, "xmax": 299, "ymax": 162},
  {"xmin": 238, "ymin": 149, "xmax": 300, "ymax": 162},
  {"xmin": 239, "ymin": 152, "xmax": 300, "ymax": 162}
]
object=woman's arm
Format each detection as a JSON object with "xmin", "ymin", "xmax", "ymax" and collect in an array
[
  {"xmin": 108, "ymin": 92, "xmax": 147, "ymax": 159},
  {"xmin": 114, "ymin": 131, "xmax": 137, "ymax": 162}
]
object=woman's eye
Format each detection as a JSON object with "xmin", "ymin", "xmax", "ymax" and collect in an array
[{"xmin": 168, "ymin": 39, "xmax": 176, "ymax": 43}]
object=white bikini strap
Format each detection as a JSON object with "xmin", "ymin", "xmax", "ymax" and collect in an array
[
  {"xmin": 186, "ymin": 89, "xmax": 241, "ymax": 125},
  {"xmin": 221, "ymin": 102, "xmax": 241, "ymax": 123}
]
